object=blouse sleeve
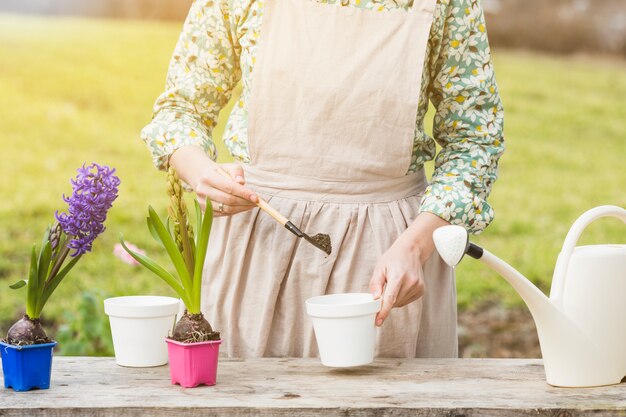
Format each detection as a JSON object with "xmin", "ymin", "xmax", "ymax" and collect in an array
[
  {"xmin": 140, "ymin": 0, "xmax": 241, "ymax": 171},
  {"xmin": 419, "ymin": 0, "xmax": 505, "ymax": 234}
]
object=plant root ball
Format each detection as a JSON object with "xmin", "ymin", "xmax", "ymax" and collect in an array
[
  {"xmin": 170, "ymin": 312, "xmax": 220, "ymax": 343},
  {"xmin": 4, "ymin": 315, "xmax": 51, "ymax": 346}
]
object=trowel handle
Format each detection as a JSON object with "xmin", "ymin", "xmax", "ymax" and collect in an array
[{"xmin": 550, "ymin": 205, "xmax": 626, "ymax": 303}]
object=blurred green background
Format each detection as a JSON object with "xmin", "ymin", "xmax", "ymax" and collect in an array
[{"xmin": 0, "ymin": 13, "xmax": 624, "ymax": 357}]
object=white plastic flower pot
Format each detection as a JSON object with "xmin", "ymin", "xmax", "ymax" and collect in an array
[
  {"xmin": 306, "ymin": 293, "xmax": 382, "ymax": 367},
  {"xmin": 104, "ymin": 296, "xmax": 179, "ymax": 367}
]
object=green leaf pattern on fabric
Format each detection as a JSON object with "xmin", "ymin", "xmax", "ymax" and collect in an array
[{"xmin": 140, "ymin": 0, "xmax": 505, "ymax": 233}]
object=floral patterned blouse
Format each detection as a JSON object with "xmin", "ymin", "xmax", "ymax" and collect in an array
[{"xmin": 141, "ymin": 0, "xmax": 505, "ymax": 234}]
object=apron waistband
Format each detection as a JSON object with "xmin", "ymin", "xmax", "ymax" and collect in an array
[{"xmin": 243, "ymin": 165, "xmax": 428, "ymax": 204}]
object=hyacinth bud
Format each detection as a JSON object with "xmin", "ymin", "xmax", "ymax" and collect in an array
[
  {"xmin": 167, "ymin": 167, "xmax": 195, "ymax": 276},
  {"xmin": 174, "ymin": 223, "xmax": 184, "ymax": 253},
  {"xmin": 167, "ymin": 166, "xmax": 176, "ymax": 181},
  {"xmin": 167, "ymin": 167, "xmax": 180, "ymax": 187},
  {"xmin": 166, "ymin": 180, "xmax": 175, "ymax": 198},
  {"xmin": 170, "ymin": 196, "xmax": 179, "ymax": 216},
  {"xmin": 167, "ymin": 168, "xmax": 183, "ymax": 219},
  {"xmin": 166, "ymin": 168, "xmax": 176, "ymax": 196},
  {"xmin": 167, "ymin": 205, "xmax": 176, "ymax": 220},
  {"xmin": 170, "ymin": 166, "xmax": 179, "ymax": 181},
  {"xmin": 48, "ymin": 223, "xmax": 62, "ymax": 257},
  {"xmin": 176, "ymin": 194, "xmax": 186, "ymax": 219}
]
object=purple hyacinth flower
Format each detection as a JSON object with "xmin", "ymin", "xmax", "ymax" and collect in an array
[{"xmin": 55, "ymin": 163, "xmax": 121, "ymax": 256}]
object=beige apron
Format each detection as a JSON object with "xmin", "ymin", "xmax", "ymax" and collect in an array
[{"xmin": 202, "ymin": 0, "xmax": 458, "ymax": 358}]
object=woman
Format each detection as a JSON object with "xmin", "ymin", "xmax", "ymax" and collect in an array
[{"xmin": 141, "ymin": 0, "xmax": 504, "ymax": 358}]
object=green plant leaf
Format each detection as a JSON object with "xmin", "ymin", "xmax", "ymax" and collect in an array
[
  {"xmin": 119, "ymin": 237, "xmax": 192, "ymax": 308},
  {"xmin": 148, "ymin": 206, "xmax": 192, "ymax": 293},
  {"xmin": 37, "ymin": 241, "xmax": 52, "ymax": 292},
  {"xmin": 47, "ymin": 236, "xmax": 70, "ymax": 284},
  {"xmin": 36, "ymin": 254, "xmax": 81, "ymax": 316},
  {"xmin": 9, "ymin": 279, "xmax": 27, "ymax": 289},
  {"xmin": 26, "ymin": 245, "xmax": 39, "ymax": 318},
  {"xmin": 189, "ymin": 235, "xmax": 196, "ymax": 263},
  {"xmin": 194, "ymin": 199, "xmax": 202, "ymax": 247},
  {"xmin": 39, "ymin": 225, "xmax": 55, "ymax": 284},
  {"xmin": 192, "ymin": 197, "xmax": 213, "ymax": 312},
  {"xmin": 177, "ymin": 215, "xmax": 195, "ymax": 279},
  {"xmin": 147, "ymin": 216, "xmax": 162, "ymax": 244}
]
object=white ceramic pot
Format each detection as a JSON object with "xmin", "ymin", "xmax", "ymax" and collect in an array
[
  {"xmin": 305, "ymin": 293, "xmax": 382, "ymax": 367},
  {"xmin": 104, "ymin": 296, "xmax": 179, "ymax": 367}
]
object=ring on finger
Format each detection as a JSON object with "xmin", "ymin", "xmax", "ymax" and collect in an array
[{"xmin": 218, "ymin": 202, "xmax": 224, "ymax": 213}]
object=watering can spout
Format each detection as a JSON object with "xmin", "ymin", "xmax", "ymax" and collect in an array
[
  {"xmin": 479, "ymin": 250, "xmax": 553, "ymax": 319},
  {"xmin": 432, "ymin": 225, "xmax": 553, "ymax": 316},
  {"xmin": 433, "ymin": 224, "xmax": 624, "ymax": 387}
]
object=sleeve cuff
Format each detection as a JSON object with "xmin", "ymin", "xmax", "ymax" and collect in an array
[
  {"xmin": 140, "ymin": 110, "xmax": 217, "ymax": 171},
  {"xmin": 419, "ymin": 182, "xmax": 495, "ymax": 234}
]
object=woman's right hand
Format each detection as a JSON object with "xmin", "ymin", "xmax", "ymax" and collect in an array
[
  {"xmin": 168, "ymin": 145, "xmax": 258, "ymax": 217},
  {"xmin": 195, "ymin": 162, "xmax": 258, "ymax": 216}
]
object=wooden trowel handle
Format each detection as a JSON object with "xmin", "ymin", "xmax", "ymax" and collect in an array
[
  {"xmin": 255, "ymin": 199, "xmax": 289, "ymax": 226},
  {"xmin": 215, "ymin": 167, "xmax": 288, "ymax": 226}
]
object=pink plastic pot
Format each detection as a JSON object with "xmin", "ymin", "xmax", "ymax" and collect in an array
[{"xmin": 165, "ymin": 338, "xmax": 222, "ymax": 388}]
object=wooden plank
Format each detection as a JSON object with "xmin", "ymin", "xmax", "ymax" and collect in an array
[{"xmin": 1, "ymin": 357, "xmax": 625, "ymax": 416}]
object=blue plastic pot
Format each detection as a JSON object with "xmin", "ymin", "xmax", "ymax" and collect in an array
[{"xmin": 1, "ymin": 341, "xmax": 57, "ymax": 391}]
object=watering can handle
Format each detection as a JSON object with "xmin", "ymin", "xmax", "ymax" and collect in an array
[{"xmin": 551, "ymin": 205, "xmax": 626, "ymax": 304}]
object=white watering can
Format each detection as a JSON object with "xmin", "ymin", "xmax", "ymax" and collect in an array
[{"xmin": 433, "ymin": 205, "xmax": 626, "ymax": 387}]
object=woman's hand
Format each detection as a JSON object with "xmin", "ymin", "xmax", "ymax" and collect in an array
[
  {"xmin": 168, "ymin": 145, "xmax": 258, "ymax": 216},
  {"xmin": 195, "ymin": 162, "xmax": 258, "ymax": 216},
  {"xmin": 369, "ymin": 212, "xmax": 449, "ymax": 327}
]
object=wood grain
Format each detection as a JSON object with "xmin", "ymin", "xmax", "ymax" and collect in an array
[{"xmin": 1, "ymin": 357, "xmax": 625, "ymax": 416}]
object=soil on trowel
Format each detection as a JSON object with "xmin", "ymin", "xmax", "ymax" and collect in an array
[{"xmin": 310, "ymin": 233, "xmax": 332, "ymax": 255}]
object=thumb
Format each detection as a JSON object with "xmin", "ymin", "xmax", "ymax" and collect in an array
[
  {"xmin": 225, "ymin": 164, "xmax": 245, "ymax": 185},
  {"xmin": 369, "ymin": 266, "xmax": 386, "ymax": 300}
]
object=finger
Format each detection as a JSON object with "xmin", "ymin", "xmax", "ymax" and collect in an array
[
  {"xmin": 196, "ymin": 195, "xmax": 207, "ymax": 211},
  {"xmin": 223, "ymin": 164, "xmax": 246, "ymax": 185},
  {"xmin": 395, "ymin": 284, "xmax": 422, "ymax": 308},
  {"xmin": 215, "ymin": 172, "xmax": 259, "ymax": 204},
  {"xmin": 369, "ymin": 266, "xmax": 386, "ymax": 300},
  {"xmin": 203, "ymin": 170, "xmax": 258, "ymax": 203},
  {"xmin": 211, "ymin": 200, "xmax": 255, "ymax": 216},
  {"xmin": 376, "ymin": 278, "xmax": 401, "ymax": 327},
  {"xmin": 201, "ymin": 187, "xmax": 256, "ymax": 208},
  {"xmin": 395, "ymin": 276, "xmax": 425, "ymax": 307},
  {"xmin": 196, "ymin": 191, "xmax": 252, "ymax": 213}
]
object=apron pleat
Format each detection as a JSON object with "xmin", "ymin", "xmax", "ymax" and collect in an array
[{"xmin": 202, "ymin": 167, "xmax": 457, "ymax": 359}]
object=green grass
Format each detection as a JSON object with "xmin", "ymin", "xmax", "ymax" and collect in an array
[{"xmin": 1, "ymin": 14, "xmax": 625, "ymax": 353}]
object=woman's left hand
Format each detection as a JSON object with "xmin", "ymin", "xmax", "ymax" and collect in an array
[{"xmin": 369, "ymin": 212, "xmax": 449, "ymax": 327}]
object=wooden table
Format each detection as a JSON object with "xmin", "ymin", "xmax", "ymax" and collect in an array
[{"xmin": 1, "ymin": 357, "xmax": 625, "ymax": 416}]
